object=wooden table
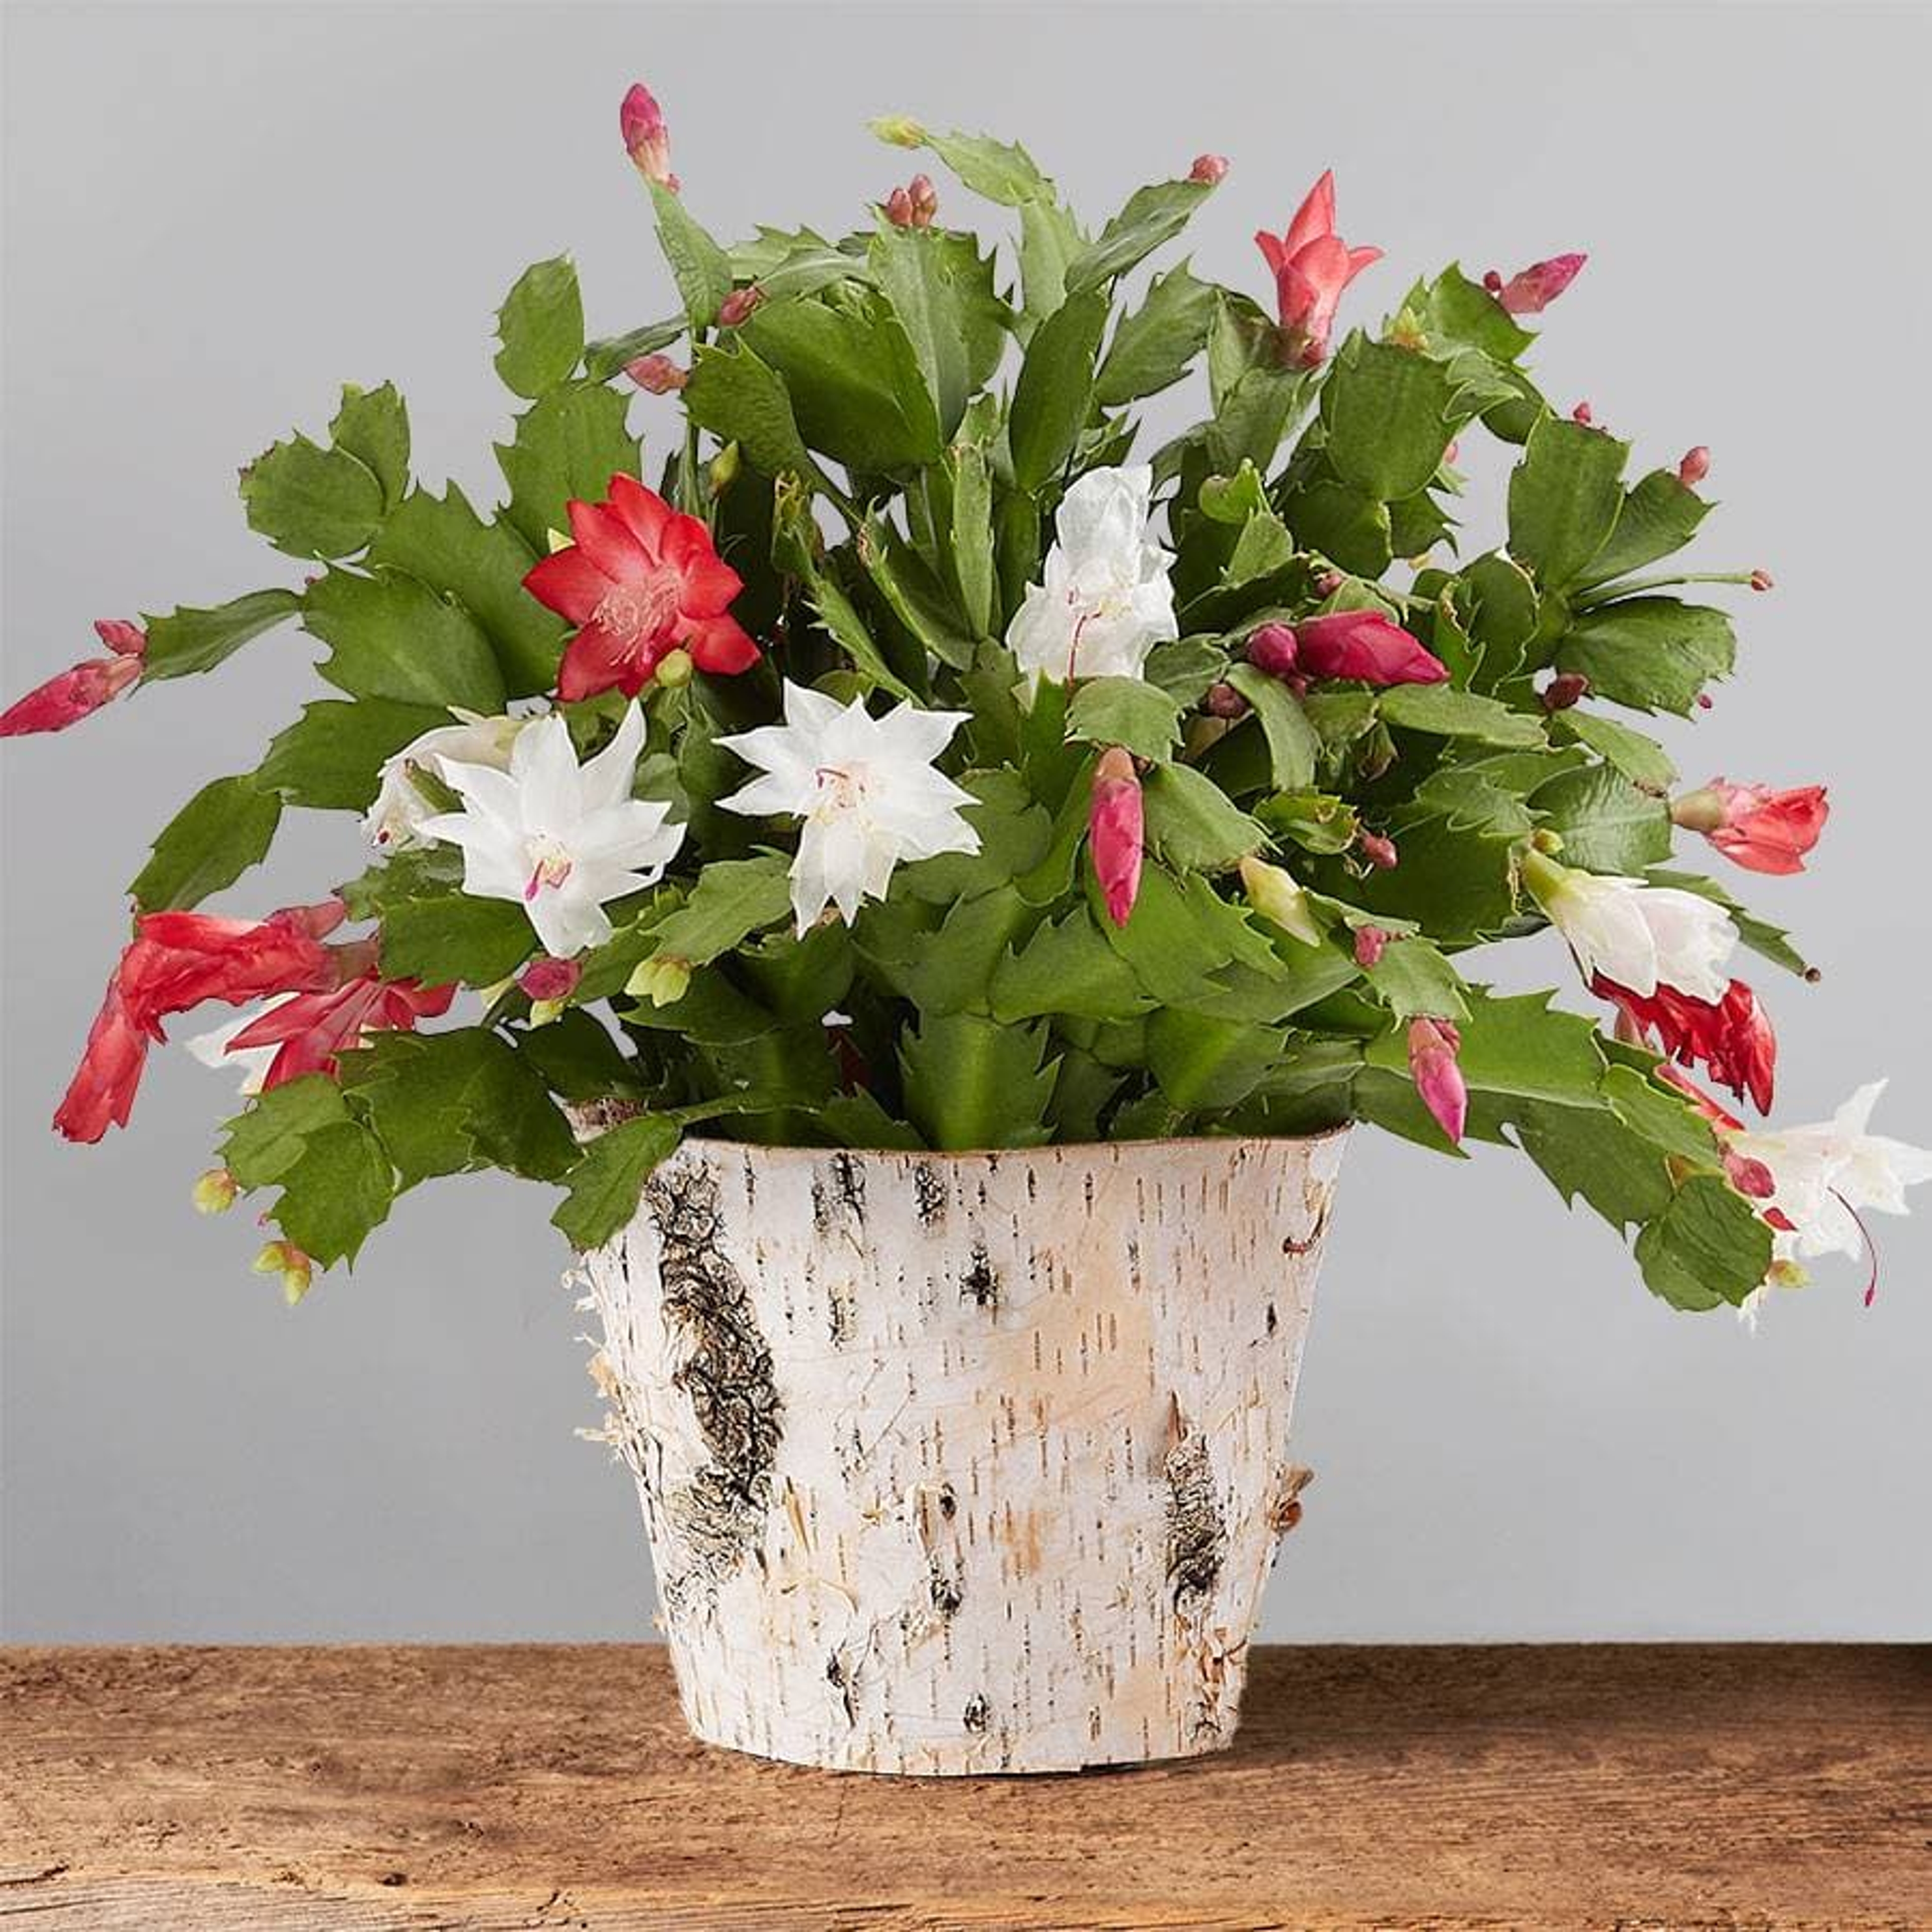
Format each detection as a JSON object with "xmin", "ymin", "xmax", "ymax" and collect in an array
[{"xmin": 2, "ymin": 1644, "xmax": 1925, "ymax": 1928}]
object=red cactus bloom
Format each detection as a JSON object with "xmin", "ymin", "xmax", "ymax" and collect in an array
[
  {"xmin": 1407, "ymin": 1017, "xmax": 1467, "ymax": 1145},
  {"xmin": 1255, "ymin": 171, "xmax": 1381, "ymax": 366},
  {"xmin": 1594, "ymin": 972, "xmax": 1777, "ymax": 1115},
  {"xmin": 54, "ymin": 901, "xmax": 350, "ymax": 1143},
  {"xmin": 223, "ymin": 972, "xmax": 454, "ymax": 1089},
  {"xmin": 523, "ymin": 473, "xmax": 759, "ymax": 701},
  {"xmin": 620, "ymin": 83, "xmax": 677, "ymax": 190},
  {"xmin": 1671, "ymin": 779, "xmax": 1829, "ymax": 876},
  {"xmin": 1293, "ymin": 611, "xmax": 1447, "ymax": 686},
  {"xmin": 1, "ymin": 620, "xmax": 147, "ymax": 737},
  {"xmin": 1088, "ymin": 747, "xmax": 1144, "ymax": 928},
  {"xmin": 1482, "ymin": 253, "xmax": 1586, "ymax": 315}
]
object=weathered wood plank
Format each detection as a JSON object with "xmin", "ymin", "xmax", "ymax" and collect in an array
[{"xmin": 2, "ymin": 1645, "xmax": 1927, "ymax": 1929}]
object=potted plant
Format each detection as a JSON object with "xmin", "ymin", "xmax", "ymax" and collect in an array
[{"xmin": 6, "ymin": 85, "xmax": 1926, "ymax": 1776}]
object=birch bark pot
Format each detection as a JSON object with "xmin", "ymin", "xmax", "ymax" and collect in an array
[{"xmin": 579, "ymin": 1130, "xmax": 1347, "ymax": 1776}]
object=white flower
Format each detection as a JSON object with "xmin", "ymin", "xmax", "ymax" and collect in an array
[
  {"xmin": 187, "ymin": 995, "xmax": 298, "ymax": 1095},
  {"xmin": 1004, "ymin": 464, "xmax": 1178, "ymax": 684},
  {"xmin": 363, "ymin": 710, "xmax": 526, "ymax": 851},
  {"xmin": 716, "ymin": 682, "xmax": 979, "ymax": 934},
  {"xmin": 1523, "ymin": 853, "xmax": 1736, "ymax": 1001},
  {"xmin": 1730, "ymin": 1081, "xmax": 1932, "ymax": 1272},
  {"xmin": 418, "ymin": 705, "xmax": 683, "ymax": 958}
]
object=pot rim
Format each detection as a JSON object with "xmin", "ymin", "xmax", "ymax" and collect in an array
[{"xmin": 675, "ymin": 1123, "xmax": 1353, "ymax": 1164}]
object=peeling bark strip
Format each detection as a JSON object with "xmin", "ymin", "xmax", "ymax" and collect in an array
[{"xmin": 582, "ymin": 1131, "xmax": 1348, "ymax": 1775}]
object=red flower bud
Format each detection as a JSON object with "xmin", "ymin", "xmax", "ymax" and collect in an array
[
  {"xmin": 1487, "ymin": 253, "xmax": 1587, "ymax": 315},
  {"xmin": 884, "ymin": 186, "xmax": 914, "ymax": 227},
  {"xmin": 717, "ymin": 285, "xmax": 764, "ymax": 328},
  {"xmin": 623, "ymin": 353, "xmax": 688, "ymax": 394},
  {"xmin": 620, "ymin": 83, "xmax": 678, "ymax": 191},
  {"xmin": 1677, "ymin": 446, "xmax": 1711, "ymax": 489},
  {"xmin": 1188, "ymin": 153, "xmax": 1230, "ymax": 185},
  {"xmin": 1088, "ymin": 747, "xmax": 1144, "ymax": 929},
  {"xmin": 1245, "ymin": 622, "xmax": 1300, "ymax": 680},
  {"xmin": 1540, "ymin": 671, "xmax": 1590, "ymax": 712},
  {"xmin": 1749, "ymin": 569, "xmax": 1774, "ymax": 593},
  {"xmin": 1358, "ymin": 829, "xmax": 1398, "ymax": 870},
  {"xmin": 517, "ymin": 956, "xmax": 583, "ymax": 1004},
  {"xmin": 1203, "ymin": 681, "xmax": 1250, "ymax": 719},
  {"xmin": 1571, "ymin": 400, "xmax": 1594, "ymax": 426},
  {"xmin": 1292, "ymin": 610, "xmax": 1448, "ymax": 686},
  {"xmin": 1353, "ymin": 925, "xmax": 1390, "ymax": 968},
  {"xmin": 1407, "ymin": 1017, "xmax": 1468, "ymax": 1144}
]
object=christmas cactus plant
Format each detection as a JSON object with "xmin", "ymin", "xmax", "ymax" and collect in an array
[{"xmin": 8, "ymin": 88, "xmax": 1926, "ymax": 1315}]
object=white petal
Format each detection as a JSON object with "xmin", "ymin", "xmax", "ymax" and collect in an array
[{"xmin": 578, "ymin": 703, "xmax": 648, "ymax": 813}]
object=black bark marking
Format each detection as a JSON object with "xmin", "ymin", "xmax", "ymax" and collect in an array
[
  {"xmin": 643, "ymin": 1162, "xmax": 782, "ymax": 1597},
  {"xmin": 1265, "ymin": 1302, "xmax": 1278, "ymax": 1336},
  {"xmin": 959, "ymin": 1240, "xmax": 1000, "ymax": 1311},
  {"xmin": 1282, "ymin": 1201, "xmax": 1330, "ymax": 1256},
  {"xmin": 912, "ymin": 1162, "xmax": 948, "ymax": 1228},
  {"xmin": 962, "ymin": 1694, "xmax": 991, "ymax": 1734},
  {"xmin": 929, "ymin": 1566, "xmax": 965, "ymax": 1618},
  {"xmin": 812, "ymin": 1151, "xmax": 867, "ymax": 1234},
  {"xmin": 1164, "ymin": 1433, "xmax": 1227, "ymax": 1612},
  {"xmin": 826, "ymin": 1649, "xmax": 858, "ymax": 1726}
]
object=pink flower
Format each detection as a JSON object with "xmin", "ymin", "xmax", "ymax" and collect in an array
[
  {"xmin": 221, "ymin": 971, "xmax": 456, "ymax": 1088},
  {"xmin": 1482, "ymin": 253, "xmax": 1587, "ymax": 315},
  {"xmin": 0, "ymin": 620, "xmax": 147, "ymax": 737},
  {"xmin": 54, "ymin": 901, "xmax": 349, "ymax": 1143},
  {"xmin": 1254, "ymin": 171, "xmax": 1381, "ymax": 367},
  {"xmin": 1189, "ymin": 153, "xmax": 1230, "ymax": 186},
  {"xmin": 1671, "ymin": 779, "xmax": 1829, "ymax": 876},
  {"xmin": 624, "ymin": 354, "xmax": 687, "ymax": 394},
  {"xmin": 1594, "ymin": 973, "xmax": 1777, "ymax": 1114},
  {"xmin": 620, "ymin": 83, "xmax": 677, "ymax": 190},
  {"xmin": 717, "ymin": 285, "xmax": 764, "ymax": 329},
  {"xmin": 1089, "ymin": 747, "xmax": 1144, "ymax": 928},
  {"xmin": 1677, "ymin": 446, "xmax": 1711, "ymax": 488},
  {"xmin": 1250, "ymin": 612, "xmax": 1447, "ymax": 688},
  {"xmin": 517, "ymin": 955, "xmax": 583, "ymax": 1004},
  {"xmin": 523, "ymin": 473, "xmax": 759, "ymax": 701},
  {"xmin": 1407, "ymin": 1017, "xmax": 1467, "ymax": 1145}
]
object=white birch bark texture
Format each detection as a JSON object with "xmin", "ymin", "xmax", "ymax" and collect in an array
[{"xmin": 579, "ymin": 1130, "xmax": 1347, "ymax": 1776}]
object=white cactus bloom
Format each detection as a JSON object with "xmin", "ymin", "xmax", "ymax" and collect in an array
[
  {"xmin": 1524, "ymin": 854, "xmax": 1736, "ymax": 1002},
  {"xmin": 716, "ymin": 682, "xmax": 979, "ymax": 935},
  {"xmin": 419, "ymin": 705, "xmax": 683, "ymax": 958},
  {"xmin": 363, "ymin": 710, "xmax": 527, "ymax": 851},
  {"xmin": 1005, "ymin": 464, "xmax": 1178, "ymax": 684}
]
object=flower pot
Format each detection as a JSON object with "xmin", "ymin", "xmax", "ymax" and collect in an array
[{"xmin": 580, "ymin": 1130, "xmax": 1347, "ymax": 1776}]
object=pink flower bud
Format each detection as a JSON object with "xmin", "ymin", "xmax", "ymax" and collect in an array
[
  {"xmin": 1358, "ymin": 829, "xmax": 1398, "ymax": 870},
  {"xmin": 1313, "ymin": 568, "xmax": 1346, "ymax": 598},
  {"xmin": 1696, "ymin": 693, "xmax": 1714, "ymax": 710},
  {"xmin": 517, "ymin": 956, "xmax": 583, "ymax": 1004},
  {"xmin": 1203, "ymin": 681, "xmax": 1250, "ymax": 719},
  {"xmin": 1677, "ymin": 446, "xmax": 1711, "ymax": 489},
  {"xmin": 909, "ymin": 173, "xmax": 938, "ymax": 224},
  {"xmin": 1488, "ymin": 253, "xmax": 1587, "ymax": 315},
  {"xmin": 1188, "ymin": 153, "xmax": 1230, "ymax": 185},
  {"xmin": 1444, "ymin": 441, "xmax": 1460, "ymax": 466},
  {"xmin": 1571, "ymin": 400, "xmax": 1594, "ymax": 426},
  {"xmin": 1540, "ymin": 671, "xmax": 1590, "ymax": 712},
  {"xmin": 1749, "ymin": 569, "xmax": 1774, "ymax": 593},
  {"xmin": 623, "ymin": 353, "xmax": 688, "ymax": 394},
  {"xmin": 1089, "ymin": 747, "xmax": 1144, "ymax": 929},
  {"xmin": 0, "ymin": 643, "xmax": 144, "ymax": 737},
  {"xmin": 717, "ymin": 285, "xmax": 764, "ymax": 329},
  {"xmin": 1407, "ymin": 1017, "xmax": 1467, "ymax": 1145},
  {"xmin": 1724, "ymin": 1152, "xmax": 1777, "ymax": 1199},
  {"xmin": 1671, "ymin": 779, "xmax": 1828, "ymax": 876},
  {"xmin": 884, "ymin": 185, "xmax": 914, "ymax": 227},
  {"xmin": 1245, "ymin": 622, "xmax": 1300, "ymax": 681},
  {"xmin": 620, "ymin": 82, "xmax": 678, "ymax": 191},
  {"xmin": 95, "ymin": 619, "xmax": 147, "ymax": 657},
  {"xmin": 1353, "ymin": 925, "xmax": 1390, "ymax": 968},
  {"xmin": 1292, "ymin": 611, "xmax": 1448, "ymax": 686}
]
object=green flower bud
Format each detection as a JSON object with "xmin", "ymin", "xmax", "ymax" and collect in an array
[
  {"xmin": 192, "ymin": 1167, "xmax": 238, "ymax": 1215},
  {"xmin": 625, "ymin": 954, "xmax": 692, "ymax": 1007}
]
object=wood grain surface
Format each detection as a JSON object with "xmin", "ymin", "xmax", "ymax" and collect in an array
[{"xmin": 2, "ymin": 1643, "xmax": 1926, "ymax": 1929}]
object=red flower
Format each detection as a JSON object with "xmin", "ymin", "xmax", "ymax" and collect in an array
[
  {"xmin": 223, "ymin": 973, "xmax": 456, "ymax": 1088},
  {"xmin": 1672, "ymin": 779, "xmax": 1829, "ymax": 876},
  {"xmin": 1594, "ymin": 973, "xmax": 1777, "ymax": 1115},
  {"xmin": 620, "ymin": 83, "xmax": 677, "ymax": 191},
  {"xmin": 1088, "ymin": 747, "xmax": 1144, "ymax": 928},
  {"xmin": 1407, "ymin": 1017, "xmax": 1467, "ymax": 1145},
  {"xmin": 1254, "ymin": 171, "xmax": 1381, "ymax": 367},
  {"xmin": 522, "ymin": 474, "xmax": 759, "ymax": 701},
  {"xmin": 54, "ymin": 901, "xmax": 349, "ymax": 1143},
  {"xmin": 1482, "ymin": 254, "xmax": 1586, "ymax": 315},
  {"xmin": 0, "ymin": 620, "xmax": 147, "ymax": 737},
  {"xmin": 1249, "ymin": 613, "xmax": 1447, "ymax": 689}
]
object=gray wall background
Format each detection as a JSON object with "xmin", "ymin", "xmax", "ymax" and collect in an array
[{"xmin": 5, "ymin": 1, "xmax": 1928, "ymax": 1644}]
